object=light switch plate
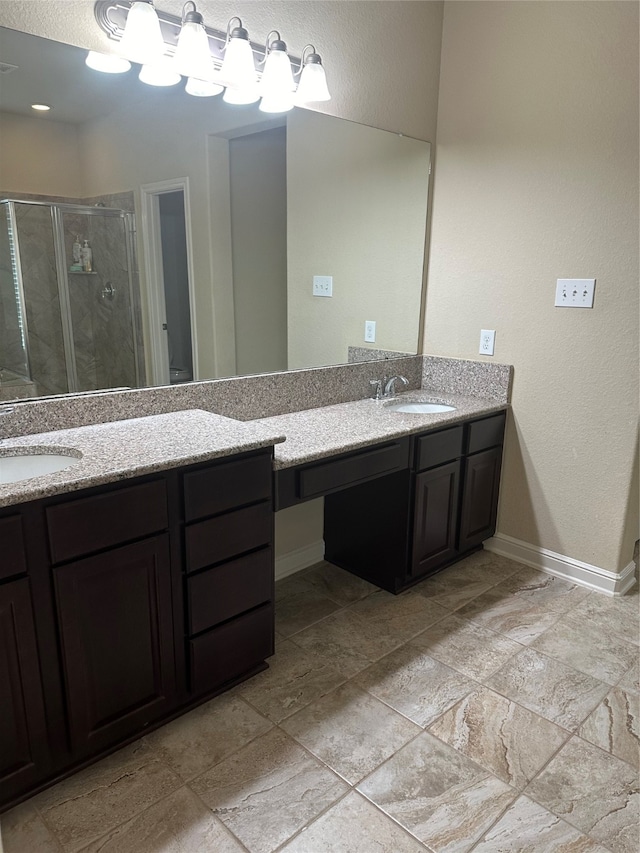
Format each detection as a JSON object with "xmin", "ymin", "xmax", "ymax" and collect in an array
[
  {"xmin": 312, "ymin": 275, "xmax": 333, "ymax": 297},
  {"xmin": 555, "ymin": 278, "xmax": 595, "ymax": 308}
]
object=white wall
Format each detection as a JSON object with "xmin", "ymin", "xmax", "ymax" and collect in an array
[{"xmin": 425, "ymin": 0, "xmax": 639, "ymax": 574}]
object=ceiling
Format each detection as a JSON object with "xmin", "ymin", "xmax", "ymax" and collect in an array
[{"xmin": 0, "ymin": 26, "xmax": 174, "ymax": 124}]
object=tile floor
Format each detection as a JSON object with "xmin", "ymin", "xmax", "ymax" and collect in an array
[{"xmin": 2, "ymin": 551, "xmax": 639, "ymax": 853}]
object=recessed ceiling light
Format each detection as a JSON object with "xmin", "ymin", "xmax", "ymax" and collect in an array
[{"xmin": 31, "ymin": 103, "xmax": 51, "ymax": 111}]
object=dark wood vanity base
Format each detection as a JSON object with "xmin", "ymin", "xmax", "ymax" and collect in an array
[
  {"xmin": 0, "ymin": 447, "xmax": 275, "ymax": 812},
  {"xmin": 324, "ymin": 412, "xmax": 506, "ymax": 593}
]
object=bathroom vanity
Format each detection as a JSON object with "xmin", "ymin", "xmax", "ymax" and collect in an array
[{"xmin": 0, "ymin": 372, "xmax": 509, "ymax": 811}]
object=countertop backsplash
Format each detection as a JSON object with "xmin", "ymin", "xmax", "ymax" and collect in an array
[{"xmin": 0, "ymin": 355, "xmax": 512, "ymax": 440}]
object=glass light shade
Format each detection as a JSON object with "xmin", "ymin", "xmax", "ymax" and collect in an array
[
  {"xmin": 219, "ymin": 34, "xmax": 256, "ymax": 90},
  {"xmin": 139, "ymin": 61, "xmax": 181, "ymax": 87},
  {"xmin": 185, "ymin": 77, "xmax": 224, "ymax": 97},
  {"xmin": 259, "ymin": 93, "xmax": 294, "ymax": 113},
  {"xmin": 85, "ymin": 51, "xmax": 131, "ymax": 73},
  {"xmin": 173, "ymin": 20, "xmax": 212, "ymax": 81},
  {"xmin": 294, "ymin": 62, "xmax": 331, "ymax": 103},
  {"xmin": 223, "ymin": 85, "xmax": 260, "ymax": 105},
  {"xmin": 119, "ymin": 1, "xmax": 165, "ymax": 66},
  {"xmin": 259, "ymin": 48, "xmax": 295, "ymax": 97}
]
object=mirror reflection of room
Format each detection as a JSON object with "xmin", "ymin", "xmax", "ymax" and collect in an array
[{"xmin": 0, "ymin": 26, "xmax": 431, "ymax": 402}]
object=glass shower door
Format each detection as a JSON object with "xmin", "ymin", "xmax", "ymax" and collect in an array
[{"xmin": 57, "ymin": 206, "xmax": 140, "ymax": 393}]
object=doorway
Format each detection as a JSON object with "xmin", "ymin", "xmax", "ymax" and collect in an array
[{"xmin": 140, "ymin": 179, "xmax": 197, "ymax": 386}]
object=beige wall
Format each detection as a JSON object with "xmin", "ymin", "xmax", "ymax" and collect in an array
[
  {"xmin": 425, "ymin": 1, "xmax": 639, "ymax": 573},
  {"xmin": 0, "ymin": 111, "xmax": 83, "ymax": 197},
  {"xmin": 230, "ymin": 127, "xmax": 288, "ymax": 376},
  {"xmin": 287, "ymin": 110, "xmax": 430, "ymax": 368}
]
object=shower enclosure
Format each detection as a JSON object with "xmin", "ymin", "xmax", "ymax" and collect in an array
[{"xmin": 0, "ymin": 199, "xmax": 143, "ymax": 399}]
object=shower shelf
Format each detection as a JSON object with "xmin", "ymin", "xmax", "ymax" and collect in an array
[{"xmin": 69, "ymin": 271, "xmax": 98, "ymax": 275}]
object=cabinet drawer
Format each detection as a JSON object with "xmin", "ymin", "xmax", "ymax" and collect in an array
[
  {"xmin": 46, "ymin": 480, "xmax": 168, "ymax": 564},
  {"xmin": 187, "ymin": 548, "xmax": 273, "ymax": 635},
  {"xmin": 298, "ymin": 440, "xmax": 409, "ymax": 500},
  {"xmin": 466, "ymin": 412, "xmax": 506, "ymax": 454},
  {"xmin": 185, "ymin": 502, "xmax": 271, "ymax": 573},
  {"xmin": 189, "ymin": 603, "xmax": 274, "ymax": 695},
  {"xmin": 0, "ymin": 515, "xmax": 28, "ymax": 580},
  {"xmin": 415, "ymin": 426, "xmax": 463, "ymax": 471},
  {"xmin": 183, "ymin": 453, "xmax": 272, "ymax": 523}
]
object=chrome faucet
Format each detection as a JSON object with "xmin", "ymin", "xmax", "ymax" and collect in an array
[
  {"xmin": 383, "ymin": 375, "xmax": 409, "ymax": 398},
  {"xmin": 369, "ymin": 379, "xmax": 383, "ymax": 400}
]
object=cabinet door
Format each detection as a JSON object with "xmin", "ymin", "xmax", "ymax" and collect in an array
[
  {"xmin": 54, "ymin": 535, "xmax": 175, "ymax": 757},
  {"xmin": 458, "ymin": 447, "xmax": 502, "ymax": 552},
  {"xmin": 411, "ymin": 461, "xmax": 461, "ymax": 578},
  {"xmin": 0, "ymin": 579, "xmax": 50, "ymax": 804}
]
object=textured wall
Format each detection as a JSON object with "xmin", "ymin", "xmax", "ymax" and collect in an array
[
  {"xmin": 425, "ymin": 1, "xmax": 639, "ymax": 573},
  {"xmin": 0, "ymin": 0, "xmax": 444, "ymax": 141}
]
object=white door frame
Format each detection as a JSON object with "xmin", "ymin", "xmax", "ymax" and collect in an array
[{"xmin": 140, "ymin": 177, "xmax": 199, "ymax": 385}]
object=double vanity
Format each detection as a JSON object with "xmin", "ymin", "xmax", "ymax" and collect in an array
[{"xmin": 0, "ymin": 357, "xmax": 511, "ymax": 811}]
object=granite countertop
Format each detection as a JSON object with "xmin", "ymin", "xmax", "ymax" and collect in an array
[
  {"xmin": 258, "ymin": 390, "xmax": 508, "ymax": 469},
  {"xmin": 0, "ymin": 409, "xmax": 285, "ymax": 508}
]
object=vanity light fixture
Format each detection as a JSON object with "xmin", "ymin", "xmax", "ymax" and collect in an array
[
  {"xmin": 85, "ymin": 50, "xmax": 131, "ymax": 73},
  {"xmin": 118, "ymin": 0, "xmax": 165, "ymax": 66},
  {"xmin": 173, "ymin": 1, "xmax": 212, "ymax": 82},
  {"xmin": 138, "ymin": 60, "xmax": 181, "ymax": 86},
  {"xmin": 294, "ymin": 45, "xmax": 331, "ymax": 104},
  {"xmin": 185, "ymin": 77, "xmax": 223, "ymax": 97},
  {"xmin": 91, "ymin": 0, "xmax": 331, "ymax": 111}
]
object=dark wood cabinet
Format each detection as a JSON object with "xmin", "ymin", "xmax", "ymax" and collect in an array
[
  {"xmin": 458, "ymin": 446, "xmax": 502, "ymax": 552},
  {"xmin": 0, "ymin": 446, "xmax": 275, "ymax": 813},
  {"xmin": 0, "ymin": 579, "xmax": 50, "ymax": 802},
  {"xmin": 325, "ymin": 412, "xmax": 506, "ymax": 593},
  {"xmin": 412, "ymin": 460, "xmax": 461, "ymax": 578},
  {"xmin": 54, "ymin": 535, "xmax": 175, "ymax": 757}
]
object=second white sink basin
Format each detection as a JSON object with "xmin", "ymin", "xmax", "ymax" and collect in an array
[
  {"xmin": 385, "ymin": 402, "xmax": 456, "ymax": 414},
  {"xmin": 0, "ymin": 449, "xmax": 82, "ymax": 485}
]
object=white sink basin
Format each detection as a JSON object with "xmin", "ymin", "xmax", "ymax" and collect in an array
[
  {"xmin": 0, "ymin": 449, "xmax": 82, "ymax": 485},
  {"xmin": 385, "ymin": 402, "xmax": 456, "ymax": 414}
]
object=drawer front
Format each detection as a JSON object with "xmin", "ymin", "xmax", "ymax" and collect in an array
[
  {"xmin": 185, "ymin": 502, "xmax": 271, "ymax": 573},
  {"xmin": 46, "ymin": 480, "xmax": 168, "ymax": 564},
  {"xmin": 466, "ymin": 412, "xmax": 506, "ymax": 454},
  {"xmin": 416, "ymin": 426, "xmax": 464, "ymax": 472},
  {"xmin": 189, "ymin": 603, "xmax": 274, "ymax": 695},
  {"xmin": 183, "ymin": 453, "xmax": 272, "ymax": 523},
  {"xmin": 298, "ymin": 440, "xmax": 409, "ymax": 500},
  {"xmin": 0, "ymin": 515, "xmax": 28, "ymax": 580},
  {"xmin": 187, "ymin": 548, "xmax": 273, "ymax": 635}
]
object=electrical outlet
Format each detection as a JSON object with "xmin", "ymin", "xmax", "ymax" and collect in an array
[
  {"xmin": 364, "ymin": 320, "xmax": 376, "ymax": 342},
  {"xmin": 312, "ymin": 275, "xmax": 333, "ymax": 297},
  {"xmin": 555, "ymin": 278, "xmax": 595, "ymax": 308},
  {"xmin": 479, "ymin": 329, "xmax": 495, "ymax": 356}
]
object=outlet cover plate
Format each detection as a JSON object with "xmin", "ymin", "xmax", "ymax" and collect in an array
[
  {"xmin": 555, "ymin": 278, "xmax": 595, "ymax": 308},
  {"xmin": 364, "ymin": 320, "xmax": 376, "ymax": 342},
  {"xmin": 479, "ymin": 329, "xmax": 495, "ymax": 356}
]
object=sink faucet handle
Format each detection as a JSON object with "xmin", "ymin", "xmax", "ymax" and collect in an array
[
  {"xmin": 383, "ymin": 375, "xmax": 409, "ymax": 398},
  {"xmin": 369, "ymin": 379, "xmax": 383, "ymax": 401}
]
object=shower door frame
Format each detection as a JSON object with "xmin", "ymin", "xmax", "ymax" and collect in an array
[{"xmin": 2, "ymin": 199, "xmax": 140, "ymax": 394}]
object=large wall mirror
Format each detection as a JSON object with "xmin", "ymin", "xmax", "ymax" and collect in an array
[{"xmin": 0, "ymin": 26, "xmax": 431, "ymax": 403}]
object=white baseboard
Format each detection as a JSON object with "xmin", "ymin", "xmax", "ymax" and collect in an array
[
  {"xmin": 484, "ymin": 533, "xmax": 637, "ymax": 597},
  {"xmin": 275, "ymin": 540, "xmax": 325, "ymax": 581}
]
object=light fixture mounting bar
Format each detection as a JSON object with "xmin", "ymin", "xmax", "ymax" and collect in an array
[{"xmin": 93, "ymin": 0, "xmax": 301, "ymax": 71}]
